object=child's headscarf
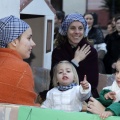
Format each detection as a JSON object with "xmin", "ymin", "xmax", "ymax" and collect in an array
[
  {"xmin": 0, "ymin": 15, "xmax": 30, "ymax": 48},
  {"xmin": 59, "ymin": 13, "xmax": 87, "ymax": 36}
]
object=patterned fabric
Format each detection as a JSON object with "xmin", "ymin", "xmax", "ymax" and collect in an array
[
  {"xmin": 59, "ymin": 13, "xmax": 87, "ymax": 36},
  {"xmin": 57, "ymin": 83, "xmax": 77, "ymax": 91},
  {"xmin": 0, "ymin": 15, "xmax": 29, "ymax": 48}
]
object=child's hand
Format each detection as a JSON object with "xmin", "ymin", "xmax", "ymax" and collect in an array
[
  {"xmin": 104, "ymin": 91, "xmax": 116, "ymax": 101},
  {"xmin": 80, "ymin": 75, "xmax": 89, "ymax": 90},
  {"xmin": 100, "ymin": 111, "xmax": 113, "ymax": 119}
]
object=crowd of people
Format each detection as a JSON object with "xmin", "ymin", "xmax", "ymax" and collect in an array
[{"xmin": 0, "ymin": 10, "xmax": 120, "ymax": 119}]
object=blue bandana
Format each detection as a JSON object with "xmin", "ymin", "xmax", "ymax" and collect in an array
[
  {"xmin": 57, "ymin": 83, "xmax": 77, "ymax": 91},
  {"xmin": 59, "ymin": 13, "xmax": 87, "ymax": 36},
  {"xmin": 0, "ymin": 15, "xmax": 30, "ymax": 48}
]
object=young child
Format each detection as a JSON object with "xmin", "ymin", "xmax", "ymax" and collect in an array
[
  {"xmin": 87, "ymin": 58, "xmax": 120, "ymax": 119},
  {"xmin": 41, "ymin": 60, "xmax": 91, "ymax": 112}
]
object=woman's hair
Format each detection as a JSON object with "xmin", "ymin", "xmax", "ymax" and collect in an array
[
  {"xmin": 52, "ymin": 60, "xmax": 79, "ymax": 87},
  {"xmin": 84, "ymin": 13, "xmax": 94, "ymax": 19},
  {"xmin": 54, "ymin": 33, "xmax": 68, "ymax": 47},
  {"xmin": 113, "ymin": 58, "xmax": 120, "ymax": 73}
]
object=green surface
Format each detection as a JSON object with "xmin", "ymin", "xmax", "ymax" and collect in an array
[{"xmin": 18, "ymin": 106, "xmax": 120, "ymax": 120}]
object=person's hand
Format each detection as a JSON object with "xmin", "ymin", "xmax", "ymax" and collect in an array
[
  {"xmin": 80, "ymin": 75, "xmax": 89, "ymax": 90},
  {"xmin": 87, "ymin": 97, "xmax": 105, "ymax": 115},
  {"xmin": 112, "ymin": 62, "xmax": 116, "ymax": 69},
  {"xmin": 100, "ymin": 111, "xmax": 113, "ymax": 119},
  {"xmin": 74, "ymin": 44, "xmax": 91, "ymax": 63},
  {"xmin": 104, "ymin": 91, "xmax": 116, "ymax": 101}
]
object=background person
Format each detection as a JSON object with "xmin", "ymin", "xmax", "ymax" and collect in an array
[
  {"xmin": 0, "ymin": 15, "xmax": 38, "ymax": 106},
  {"xmin": 103, "ymin": 15, "xmax": 120, "ymax": 74},
  {"xmin": 41, "ymin": 61, "xmax": 91, "ymax": 112},
  {"xmin": 54, "ymin": 11, "xmax": 65, "ymax": 39},
  {"xmin": 84, "ymin": 13, "xmax": 106, "ymax": 74}
]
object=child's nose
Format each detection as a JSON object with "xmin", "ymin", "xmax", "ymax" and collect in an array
[{"xmin": 63, "ymin": 72, "xmax": 67, "ymax": 75}]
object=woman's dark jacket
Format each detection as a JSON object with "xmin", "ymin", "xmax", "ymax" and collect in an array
[{"xmin": 50, "ymin": 37, "xmax": 99, "ymax": 98}]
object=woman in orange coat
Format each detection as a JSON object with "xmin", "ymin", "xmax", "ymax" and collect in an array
[{"xmin": 0, "ymin": 15, "xmax": 37, "ymax": 106}]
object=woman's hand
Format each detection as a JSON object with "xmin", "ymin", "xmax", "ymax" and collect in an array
[
  {"xmin": 80, "ymin": 75, "xmax": 89, "ymax": 90},
  {"xmin": 74, "ymin": 44, "xmax": 91, "ymax": 63},
  {"xmin": 100, "ymin": 111, "xmax": 113, "ymax": 119},
  {"xmin": 87, "ymin": 97, "xmax": 105, "ymax": 115}
]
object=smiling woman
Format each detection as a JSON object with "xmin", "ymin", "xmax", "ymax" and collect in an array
[
  {"xmin": 0, "ymin": 15, "xmax": 38, "ymax": 106},
  {"xmin": 47, "ymin": 13, "xmax": 99, "ymax": 99}
]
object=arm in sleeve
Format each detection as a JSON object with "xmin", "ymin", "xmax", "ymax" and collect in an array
[
  {"xmin": 105, "ymin": 102, "xmax": 120, "ymax": 116},
  {"xmin": 79, "ymin": 83, "xmax": 91, "ymax": 101},
  {"xmin": 97, "ymin": 89, "xmax": 113, "ymax": 107}
]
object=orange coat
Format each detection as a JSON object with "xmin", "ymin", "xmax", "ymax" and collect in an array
[{"xmin": 0, "ymin": 48, "xmax": 37, "ymax": 106}]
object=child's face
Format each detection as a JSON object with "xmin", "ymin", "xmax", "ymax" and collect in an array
[
  {"xmin": 115, "ymin": 61, "xmax": 120, "ymax": 87},
  {"xmin": 56, "ymin": 63, "xmax": 74, "ymax": 86}
]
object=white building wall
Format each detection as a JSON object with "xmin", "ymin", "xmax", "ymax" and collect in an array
[
  {"xmin": 21, "ymin": 0, "xmax": 53, "ymax": 15},
  {"xmin": 63, "ymin": 0, "xmax": 86, "ymax": 15},
  {"xmin": 0, "ymin": 0, "xmax": 19, "ymax": 18}
]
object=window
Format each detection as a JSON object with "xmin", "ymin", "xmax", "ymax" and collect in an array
[{"xmin": 46, "ymin": 20, "xmax": 52, "ymax": 53}]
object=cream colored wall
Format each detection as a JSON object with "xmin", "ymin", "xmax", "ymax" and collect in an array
[
  {"xmin": 24, "ymin": 17, "xmax": 45, "ymax": 67},
  {"xmin": 24, "ymin": 16, "xmax": 54, "ymax": 69},
  {"xmin": 63, "ymin": 0, "xmax": 86, "ymax": 15}
]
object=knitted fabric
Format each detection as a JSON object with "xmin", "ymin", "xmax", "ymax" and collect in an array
[{"xmin": 0, "ymin": 48, "xmax": 37, "ymax": 106}]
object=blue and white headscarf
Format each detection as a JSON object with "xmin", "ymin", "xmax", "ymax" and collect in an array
[
  {"xmin": 59, "ymin": 13, "xmax": 87, "ymax": 36},
  {"xmin": 0, "ymin": 15, "xmax": 30, "ymax": 48}
]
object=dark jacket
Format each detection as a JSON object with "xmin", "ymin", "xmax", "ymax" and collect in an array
[
  {"xmin": 103, "ymin": 31, "xmax": 120, "ymax": 74},
  {"xmin": 50, "ymin": 37, "xmax": 99, "ymax": 98}
]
